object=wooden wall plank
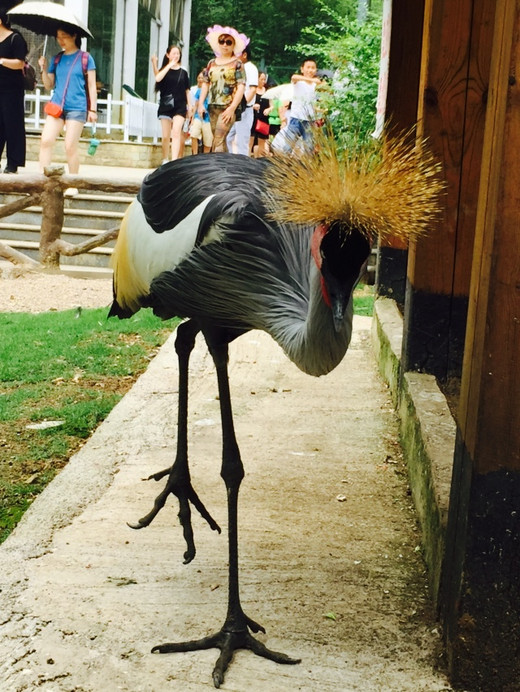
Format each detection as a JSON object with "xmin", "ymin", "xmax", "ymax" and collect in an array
[
  {"xmin": 415, "ymin": 0, "xmax": 495, "ymax": 292},
  {"xmin": 440, "ymin": 4, "xmax": 520, "ymax": 689},
  {"xmin": 403, "ymin": 0, "xmax": 496, "ymax": 378},
  {"xmin": 385, "ymin": 0, "xmax": 424, "ymax": 134},
  {"xmin": 459, "ymin": 0, "xmax": 520, "ymax": 471}
]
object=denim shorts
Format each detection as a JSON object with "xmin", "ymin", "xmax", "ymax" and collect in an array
[{"xmin": 63, "ymin": 110, "xmax": 88, "ymax": 123}]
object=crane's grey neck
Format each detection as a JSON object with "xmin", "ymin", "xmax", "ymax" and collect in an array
[{"xmin": 267, "ymin": 262, "xmax": 353, "ymax": 377}]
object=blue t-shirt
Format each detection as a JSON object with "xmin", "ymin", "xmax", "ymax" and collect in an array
[
  {"xmin": 48, "ymin": 50, "xmax": 96, "ymax": 112},
  {"xmin": 193, "ymin": 87, "xmax": 209, "ymax": 123}
]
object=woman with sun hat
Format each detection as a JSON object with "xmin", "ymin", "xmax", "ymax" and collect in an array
[{"xmin": 197, "ymin": 25, "xmax": 248, "ymax": 152}]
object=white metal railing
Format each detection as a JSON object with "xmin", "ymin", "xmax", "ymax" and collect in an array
[
  {"xmin": 24, "ymin": 90, "xmax": 161, "ymax": 143},
  {"xmin": 122, "ymin": 93, "xmax": 162, "ymax": 141}
]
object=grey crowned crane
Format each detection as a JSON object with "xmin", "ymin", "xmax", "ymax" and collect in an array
[{"xmin": 109, "ymin": 140, "xmax": 443, "ymax": 687}]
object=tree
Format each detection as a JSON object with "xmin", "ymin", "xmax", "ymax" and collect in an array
[
  {"xmin": 189, "ymin": 0, "xmax": 360, "ymax": 83},
  {"xmin": 189, "ymin": 0, "xmax": 383, "ymax": 146},
  {"xmin": 290, "ymin": 1, "xmax": 383, "ymax": 147}
]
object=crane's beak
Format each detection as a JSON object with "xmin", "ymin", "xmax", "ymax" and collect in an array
[
  {"xmin": 328, "ymin": 275, "xmax": 356, "ymax": 333},
  {"xmin": 328, "ymin": 260, "xmax": 369, "ymax": 333},
  {"xmin": 318, "ymin": 224, "xmax": 371, "ymax": 332},
  {"xmin": 331, "ymin": 298, "xmax": 348, "ymax": 333}
]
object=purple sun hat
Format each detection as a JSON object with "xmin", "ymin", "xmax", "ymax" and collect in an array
[{"xmin": 205, "ymin": 24, "xmax": 249, "ymax": 57}]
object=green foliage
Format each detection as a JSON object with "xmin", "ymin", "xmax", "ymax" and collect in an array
[
  {"xmin": 291, "ymin": 1, "xmax": 383, "ymax": 147},
  {"xmin": 33, "ymin": 393, "xmax": 121, "ymax": 439},
  {"xmin": 0, "ymin": 481, "xmax": 42, "ymax": 543},
  {"xmin": 189, "ymin": 0, "xmax": 361, "ymax": 82}
]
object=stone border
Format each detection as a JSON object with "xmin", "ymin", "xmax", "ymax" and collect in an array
[{"xmin": 371, "ymin": 296, "xmax": 456, "ymax": 607}]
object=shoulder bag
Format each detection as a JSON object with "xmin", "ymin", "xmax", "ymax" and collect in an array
[
  {"xmin": 8, "ymin": 33, "xmax": 35, "ymax": 90},
  {"xmin": 44, "ymin": 51, "xmax": 81, "ymax": 119},
  {"xmin": 255, "ymin": 119, "xmax": 270, "ymax": 136}
]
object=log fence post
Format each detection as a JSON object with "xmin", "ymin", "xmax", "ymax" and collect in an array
[{"xmin": 39, "ymin": 165, "xmax": 65, "ymax": 271}]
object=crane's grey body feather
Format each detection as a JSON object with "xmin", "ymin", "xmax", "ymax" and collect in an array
[
  {"xmin": 113, "ymin": 153, "xmax": 364, "ymax": 377},
  {"xmin": 146, "ymin": 215, "xmax": 353, "ymax": 377}
]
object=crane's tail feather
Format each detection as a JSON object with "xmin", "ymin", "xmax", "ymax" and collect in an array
[{"xmin": 110, "ymin": 202, "xmax": 151, "ymax": 316}]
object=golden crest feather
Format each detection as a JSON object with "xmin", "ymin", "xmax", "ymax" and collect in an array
[{"xmin": 262, "ymin": 131, "xmax": 446, "ymax": 241}]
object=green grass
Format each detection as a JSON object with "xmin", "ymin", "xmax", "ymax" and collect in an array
[
  {"xmin": 0, "ymin": 308, "xmax": 172, "ymax": 383},
  {"xmin": 0, "ymin": 287, "xmax": 373, "ymax": 543},
  {"xmin": 0, "ymin": 307, "xmax": 177, "ymax": 543},
  {"xmin": 353, "ymin": 283, "xmax": 374, "ymax": 316}
]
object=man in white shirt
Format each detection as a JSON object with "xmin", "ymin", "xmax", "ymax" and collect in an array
[
  {"xmin": 226, "ymin": 45, "xmax": 258, "ymax": 156},
  {"xmin": 272, "ymin": 58, "xmax": 321, "ymax": 155}
]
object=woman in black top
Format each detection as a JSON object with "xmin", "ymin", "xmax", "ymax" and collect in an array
[
  {"xmin": 0, "ymin": 9, "xmax": 27, "ymax": 173},
  {"xmin": 251, "ymin": 72, "xmax": 269, "ymax": 157},
  {"xmin": 151, "ymin": 45, "xmax": 191, "ymax": 163}
]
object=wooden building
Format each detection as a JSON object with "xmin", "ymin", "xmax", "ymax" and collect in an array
[{"xmin": 378, "ymin": 1, "xmax": 520, "ymax": 688}]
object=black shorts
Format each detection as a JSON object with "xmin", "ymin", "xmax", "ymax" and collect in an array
[{"xmin": 158, "ymin": 102, "xmax": 187, "ymax": 119}]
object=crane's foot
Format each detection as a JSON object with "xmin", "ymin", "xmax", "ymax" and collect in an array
[
  {"xmin": 151, "ymin": 622, "xmax": 301, "ymax": 688},
  {"xmin": 128, "ymin": 465, "xmax": 221, "ymax": 564}
]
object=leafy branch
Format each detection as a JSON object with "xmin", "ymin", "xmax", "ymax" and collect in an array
[{"xmin": 289, "ymin": 1, "xmax": 383, "ymax": 149}]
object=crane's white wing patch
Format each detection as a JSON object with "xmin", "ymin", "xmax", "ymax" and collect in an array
[{"xmin": 127, "ymin": 195, "xmax": 216, "ymax": 290}]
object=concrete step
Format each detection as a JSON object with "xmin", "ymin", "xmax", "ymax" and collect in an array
[
  {"xmin": 61, "ymin": 264, "xmax": 113, "ymax": 279},
  {"xmin": 3, "ymin": 238, "xmax": 111, "ymax": 255},
  {"xmin": 0, "ymin": 258, "xmax": 112, "ymax": 280},
  {"xmin": 0, "ymin": 226, "xmax": 117, "ymax": 252},
  {"xmin": 1, "ymin": 205, "xmax": 126, "ymax": 219}
]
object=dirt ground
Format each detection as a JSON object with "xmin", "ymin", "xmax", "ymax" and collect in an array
[
  {"xmin": 0, "ymin": 270, "xmax": 453, "ymax": 691},
  {"xmin": 0, "ymin": 268, "xmax": 113, "ymax": 313}
]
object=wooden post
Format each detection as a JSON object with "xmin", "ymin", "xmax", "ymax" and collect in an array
[
  {"xmin": 39, "ymin": 166, "xmax": 65, "ymax": 270},
  {"xmin": 402, "ymin": 0, "xmax": 496, "ymax": 379},
  {"xmin": 376, "ymin": 0, "xmax": 425, "ymax": 308},
  {"xmin": 439, "ymin": 1, "xmax": 520, "ymax": 687}
]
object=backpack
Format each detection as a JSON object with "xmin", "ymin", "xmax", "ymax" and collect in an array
[
  {"xmin": 23, "ymin": 61, "xmax": 37, "ymax": 91},
  {"xmin": 53, "ymin": 50, "xmax": 91, "ymax": 109}
]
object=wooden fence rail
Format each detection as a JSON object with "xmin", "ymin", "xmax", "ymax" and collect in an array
[{"xmin": 0, "ymin": 166, "xmax": 140, "ymax": 272}]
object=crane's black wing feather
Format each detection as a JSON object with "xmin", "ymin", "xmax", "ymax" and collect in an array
[{"xmin": 138, "ymin": 153, "xmax": 270, "ymax": 235}]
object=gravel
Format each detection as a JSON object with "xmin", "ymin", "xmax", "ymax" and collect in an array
[{"xmin": 0, "ymin": 268, "xmax": 112, "ymax": 313}]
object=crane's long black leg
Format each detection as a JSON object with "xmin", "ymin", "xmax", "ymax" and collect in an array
[
  {"xmin": 152, "ymin": 331, "xmax": 300, "ymax": 688},
  {"xmin": 129, "ymin": 320, "xmax": 220, "ymax": 563}
]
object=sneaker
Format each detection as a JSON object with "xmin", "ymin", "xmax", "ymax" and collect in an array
[
  {"xmin": 3, "ymin": 166, "xmax": 18, "ymax": 174},
  {"xmin": 64, "ymin": 187, "xmax": 79, "ymax": 197}
]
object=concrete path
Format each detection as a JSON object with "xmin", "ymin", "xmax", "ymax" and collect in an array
[{"xmin": 0, "ymin": 318, "xmax": 453, "ymax": 691}]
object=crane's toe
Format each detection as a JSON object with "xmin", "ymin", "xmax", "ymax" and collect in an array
[
  {"xmin": 127, "ymin": 467, "xmax": 221, "ymax": 563},
  {"xmin": 245, "ymin": 614, "xmax": 266, "ymax": 634},
  {"xmin": 151, "ymin": 620, "xmax": 300, "ymax": 688}
]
